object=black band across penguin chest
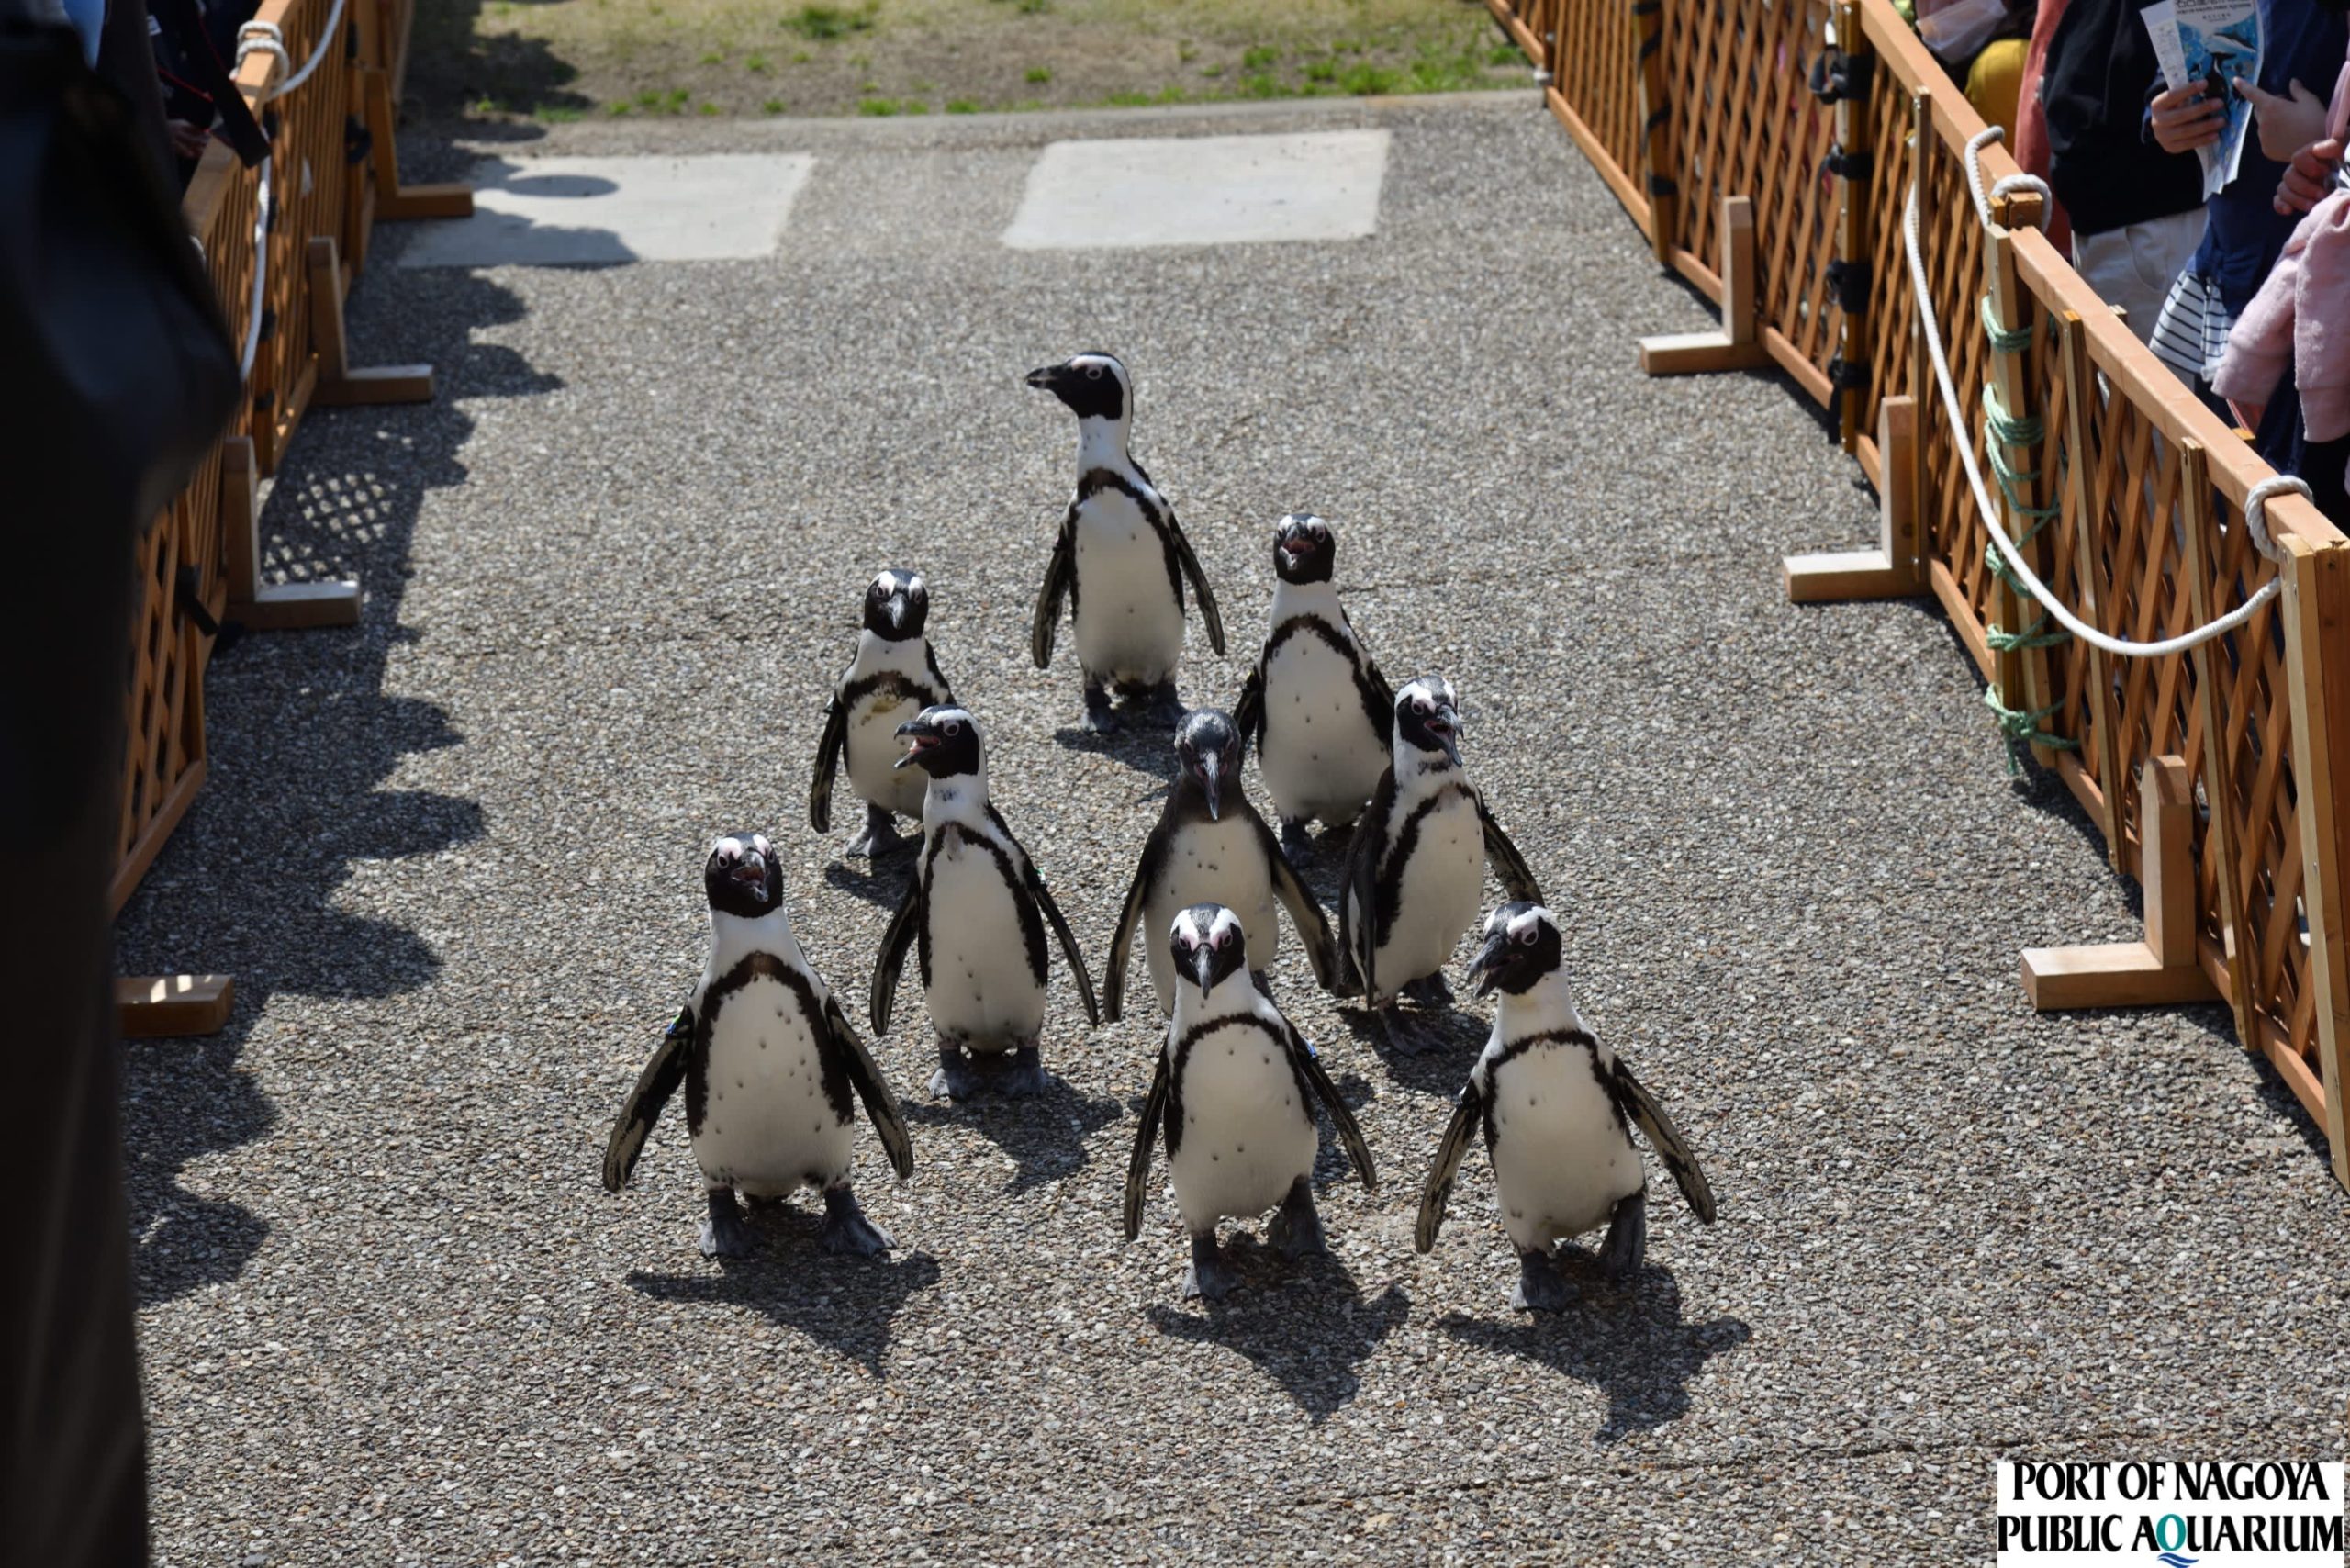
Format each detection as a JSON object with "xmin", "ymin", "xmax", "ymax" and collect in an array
[
  {"xmin": 1073, "ymin": 468, "xmax": 1185, "ymax": 611},
  {"xmin": 1479, "ymin": 1027, "xmax": 1617, "ymax": 1151},
  {"xmin": 1262, "ymin": 614, "xmax": 1391, "ymax": 739},
  {"xmin": 1373, "ymin": 779, "xmax": 1477, "ymax": 949},
  {"xmin": 918, "ymin": 823, "xmax": 1048, "ymax": 989},
  {"xmin": 1164, "ymin": 1014, "xmax": 1311, "ymax": 1159},
  {"xmin": 687, "ymin": 953, "xmax": 854, "ymax": 1136},
  {"xmin": 843, "ymin": 669, "xmax": 946, "ymax": 718}
]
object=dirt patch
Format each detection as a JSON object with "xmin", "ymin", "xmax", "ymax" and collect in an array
[{"xmin": 406, "ymin": 0, "xmax": 1529, "ymax": 127}]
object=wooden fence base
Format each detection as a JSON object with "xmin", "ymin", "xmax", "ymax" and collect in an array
[
  {"xmin": 363, "ymin": 69, "xmax": 473, "ymax": 222},
  {"xmin": 117, "ymin": 974, "xmax": 235, "ymax": 1037},
  {"xmin": 1786, "ymin": 396, "xmax": 1925, "ymax": 602},
  {"xmin": 2022, "ymin": 756, "xmax": 2221, "ymax": 1009},
  {"xmin": 221, "ymin": 436, "xmax": 361, "ymax": 630},
  {"xmin": 1639, "ymin": 195, "xmax": 1769, "ymax": 375},
  {"xmin": 308, "ymin": 236, "xmax": 435, "ymax": 408}
]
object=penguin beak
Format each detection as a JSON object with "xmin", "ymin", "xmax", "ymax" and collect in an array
[
  {"xmin": 733, "ymin": 850, "xmax": 768, "ymax": 892},
  {"xmin": 1024, "ymin": 363, "xmax": 1066, "ymax": 391},
  {"xmin": 1191, "ymin": 941, "xmax": 1216, "ymax": 1000},
  {"xmin": 1467, "ymin": 928, "xmax": 1512, "ymax": 998},
  {"xmin": 894, "ymin": 718, "xmax": 936, "ymax": 768},
  {"xmin": 883, "ymin": 589, "xmax": 912, "ymax": 634},
  {"xmin": 1199, "ymin": 753, "xmax": 1222, "ymax": 821},
  {"xmin": 1427, "ymin": 706, "xmax": 1462, "ymax": 767}
]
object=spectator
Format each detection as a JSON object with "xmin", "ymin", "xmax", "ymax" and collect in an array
[
  {"xmin": 2014, "ymin": 0, "xmax": 2080, "ymax": 248},
  {"xmin": 2040, "ymin": 0, "xmax": 2210, "ymax": 348}
]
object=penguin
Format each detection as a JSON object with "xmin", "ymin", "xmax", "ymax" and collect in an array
[
  {"xmin": 1024, "ymin": 352, "xmax": 1225, "ymax": 732},
  {"xmin": 1102, "ymin": 708, "xmax": 1348, "ymax": 1022},
  {"xmin": 1123, "ymin": 904, "xmax": 1377, "ymax": 1300},
  {"xmin": 871, "ymin": 705, "xmax": 1102, "ymax": 1098},
  {"xmin": 810, "ymin": 569, "xmax": 956, "ymax": 858},
  {"xmin": 1230, "ymin": 513, "xmax": 1394, "ymax": 858},
  {"xmin": 1416, "ymin": 902, "xmax": 1717, "ymax": 1310},
  {"xmin": 1338, "ymin": 675, "xmax": 1543, "ymax": 1015},
  {"xmin": 601, "ymin": 832, "xmax": 914, "ymax": 1260}
]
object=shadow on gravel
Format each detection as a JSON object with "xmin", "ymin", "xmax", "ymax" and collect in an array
[
  {"xmin": 1438, "ymin": 1260, "xmax": 1749, "ymax": 1442},
  {"xmin": 1339, "ymin": 1005, "xmax": 1486, "ymax": 1096},
  {"xmin": 823, "ymin": 856, "xmax": 915, "ymax": 911},
  {"xmin": 902, "ymin": 1081, "xmax": 1125, "ymax": 1193},
  {"xmin": 628, "ymin": 1242, "xmax": 942, "ymax": 1376},
  {"xmin": 1051, "ymin": 723, "xmax": 1181, "ymax": 780},
  {"xmin": 1146, "ymin": 1249, "xmax": 1409, "ymax": 1424},
  {"xmin": 115, "ymin": 265, "xmax": 559, "ymax": 1304}
]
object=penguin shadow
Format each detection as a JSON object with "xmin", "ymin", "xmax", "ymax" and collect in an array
[
  {"xmin": 1338, "ymin": 1004, "xmax": 1486, "ymax": 1097},
  {"xmin": 822, "ymin": 853, "xmax": 916, "ymax": 911},
  {"xmin": 900, "ymin": 1080, "xmax": 1125, "ymax": 1194},
  {"xmin": 122, "ymin": 1012, "xmax": 275, "ymax": 1305},
  {"xmin": 1144, "ymin": 1247, "xmax": 1410, "ymax": 1425},
  {"xmin": 1049, "ymin": 721, "xmax": 1181, "ymax": 780},
  {"xmin": 627, "ymin": 1221, "xmax": 943, "ymax": 1376},
  {"xmin": 1437, "ymin": 1260, "xmax": 1751, "ymax": 1443}
]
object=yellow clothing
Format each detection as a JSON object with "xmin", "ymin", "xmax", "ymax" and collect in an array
[{"xmin": 1966, "ymin": 37, "xmax": 2029, "ymax": 143}]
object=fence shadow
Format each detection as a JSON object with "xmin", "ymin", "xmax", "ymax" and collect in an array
[{"xmin": 113, "ymin": 262, "xmax": 559, "ymax": 1304}]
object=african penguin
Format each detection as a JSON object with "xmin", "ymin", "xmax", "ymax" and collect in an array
[
  {"xmin": 810, "ymin": 569, "xmax": 956, "ymax": 859},
  {"xmin": 1102, "ymin": 708, "xmax": 1350, "ymax": 1022},
  {"xmin": 1231, "ymin": 513, "xmax": 1394, "ymax": 859},
  {"xmin": 1416, "ymin": 903, "xmax": 1717, "ymax": 1311},
  {"xmin": 871, "ymin": 705, "xmax": 1102, "ymax": 1098},
  {"xmin": 1338, "ymin": 676, "xmax": 1543, "ymax": 1018},
  {"xmin": 601, "ymin": 832, "xmax": 914, "ymax": 1260},
  {"xmin": 1025, "ymin": 352, "xmax": 1225, "ymax": 732},
  {"xmin": 1123, "ymin": 904, "xmax": 1376, "ymax": 1300}
]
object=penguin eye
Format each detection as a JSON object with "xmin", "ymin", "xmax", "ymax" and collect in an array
[
  {"xmin": 1213, "ymin": 928, "xmax": 1231, "ymax": 949},
  {"xmin": 943, "ymin": 720, "xmax": 961, "ymax": 736},
  {"xmin": 1516, "ymin": 926, "xmax": 1538, "ymax": 946},
  {"xmin": 1084, "ymin": 364, "xmax": 1102, "ymax": 380},
  {"xmin": 1414, "ymin": 699, "xmax": 1431, "ymax": 715}
]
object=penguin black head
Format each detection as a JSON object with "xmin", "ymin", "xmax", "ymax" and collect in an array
[
  {"xmin": 1271, "ymin": 512, "xmax": 1337, "ymax": 585},
  {"xmin": 1173, "ymin": 707, "xmax": 1241, "ymax": 821},
  {"xmin": 1466, "ymin": 902, "xmax": 1564, "ymax": 998},
  {"xmin": 1394, "ymin": 676, "xmax": 1462, "ymax": 767},
  {"xmin": 1024, "ymin": 351, "xmax": 1130, "ymax": 423},
  {"xmin": 1169, "ymin": 903, "xmax": 1249, "ymax": 1001},
  {"xmin": 862, "ymin": 569, "xmax": 929, "ymax": 641},
  {"xmin": 895, "ymin": 704, "xmax": 981, "ymax": 778},
  {"xmin": 704, "ymin": 832, "xmax": 781, "ymax": 920}
]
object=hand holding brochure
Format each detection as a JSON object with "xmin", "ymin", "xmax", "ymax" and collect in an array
[{"xmin": 2141, "ymin": 0, "xmax": 2264, "ymax": 198}]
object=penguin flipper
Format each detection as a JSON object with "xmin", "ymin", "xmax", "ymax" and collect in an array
[
  {"xmin": 1101, "ymin": 834, "xmax": 1159, "ymax": 1025},
  {"xmin": 825, "ymin": 991, "xmax": 914, "ymax": 1180},
  {"xmin": 1339, "ymin": 768, "xmax": 1394, "ymax": 1000},
  {"xmin": 1232, "ymin": 666, "xmax": 1265, "ymax": 756},
  {"xmin": 1286, "ymin": 1019, "xmax": 1375, "ymax": 1191},
  {"xmin": 1475, "ymin": 793, "xmax": 1543, "ymax": 903},
  {"xmin": 1028, "ymin": 857, "xmax": 1102, "ymax": 1027},
  {"xmin": 869, "ymin": 876, "xmax": 923, "ymax": 1036},
  {"xmin": 1031, "ymin": 514, "xmax": 1076, "ymax": 670},
  {"xmin": 1356, "ymin": 650, "xmax": 1397, "ymax": 745},
  {"xmin": 1611, "ymin": 1057, "xmax": 1717, "ymax": 1225},
  {"xmin": 1414, "ymin": 1081, "xmax": 1483, "ymax": 1252},
  {"xmin": 1123, "ymin": 1045, "xmax": 1172, "ymax": 1240},
  {"xmin": 809, "ymin": 688, "xmax": 849, "ymax": 834},
  {"xmin": 1257, "ymin": 810, "xmax": 1348, "ymax": 994},
  {"xmin": 1160, "ymin": 504, "xmax": 1225, "ymax": 655},
  {"xmin": 602, "ymin": 1005, "xmax": 692, "ymax": 1194}
]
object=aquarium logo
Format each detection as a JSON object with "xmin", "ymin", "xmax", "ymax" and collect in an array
[
  {"xmin": 2154, "ymin": 1554, "xmax": 2199, "ymax": 1568},
  {"xmin": 1997, "ymin": 1461, "xmax": 2343, "ymax": 1566}
]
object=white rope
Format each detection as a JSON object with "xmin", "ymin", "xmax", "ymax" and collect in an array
[
  {"xmin": 232, "ymin": 0, "xmax": 350, "ymax": 101},
  {"xmin": 1899, "ymin": 127, "xmax": 2315, "ymax": 659},
  {"xmin": 238, "ymin": 154, "xmax": 272, "ymax": 382}
]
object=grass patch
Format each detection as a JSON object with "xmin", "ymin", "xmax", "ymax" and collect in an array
[
  {"xmin": 1024, "ymin": 63, "xmax": 1052, "ymax": 82},
  {"xmin": 763, "ymin": 96, "xmax": 787, "ymax": 112},
  {"xmin": 946, "ymin": 97, "xmax": 980, "ymax": 112},
  {"xmin": 1240, "ymin": 43, "xmax": 1279, "ymax": 69},
  {"xmin": 1340, "ymin": 62, "xmax": 1398, "ymax": 94},
  {"xmin": 788, "ymin": 3, "xmax": 876, "ymax": 40},
  {"xmin": 533, "ymin": 104, "xmax": 587, "ymax": 122},
  {"xmin": 745, "ymin": 52, "xmax": 768, "ymax": 70}
]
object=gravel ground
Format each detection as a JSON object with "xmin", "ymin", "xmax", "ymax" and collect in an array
[{"xmin": 119, "ymin": 93, "xmax": 2348, "ymax": 1565}]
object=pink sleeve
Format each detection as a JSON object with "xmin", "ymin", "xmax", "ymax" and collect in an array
[
  {"xmin": 2211, "ymin": 244, "xmax": 2303, "ymax": 413},
  {"xmin": 2292, "ymin": 192, "xmax": 2350, "ymax": 445}
]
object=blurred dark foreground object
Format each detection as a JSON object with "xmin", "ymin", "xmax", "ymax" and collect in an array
[{"xmin": 0, "ymin": 11, "xmax": 240, "ymax": 1566}]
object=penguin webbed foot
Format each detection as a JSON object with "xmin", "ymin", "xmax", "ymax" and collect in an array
[
  {"xmin": 1181, "ymin": 1231, "xmax": 1232, "ymax": 1301},
  {"xmin": 817, "ymin": 1183, "xmax": 895, "ymax": 1258},
  {"xmin": 1279, "ymin": 816, "xmax": 1315, "ymax": 862},
  {"xmin": 1142, "ymin": 680, "xmax": 1185, "ymax": 727},
  {"xmin": 929, "ymin": 1037, "xmax": 1053, "ymax": 1099},
  {"xmin": 929, "ymin": 1037, "xmax": 989, "ymax": 1101},
  {"xmin": 1402, "ymin": 972, "xmax": 1455, "ymax": 1010},
  {"xmin": 844, "ymin": 804, "xmax": 909, "ymax": 860},
  {"xmin": 1081, "ymin": 680, "xmax": 1121, "ymax": 735},
  {"xmin": 1512, "ymin": 1246, "xmax": 1572, "ymax": 1313},
  {"xmin": 1266, "ymin": 1176, "xmax": 1326, "ymax": 1260},
  {"xmin": 699, "ymin": 1190, "xmax": 756, "ymax": 1260},
  {"xmin": 1598, "ymin": 1189, "xmax": 1647, "ymax": 1279},
  {"xmin": 999, "ymin": 1042, "xmax": 1052, "ymax": 1098}
]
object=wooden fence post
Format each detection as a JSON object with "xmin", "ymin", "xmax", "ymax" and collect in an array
[
  {"xmin": 308, "ymin": 236, "xmax": 435, "ymax": 408},
  {"xmin": 1981, "ymin": 215, "xmax": 2062, "ymax": 770},
  {"xmin": 2053, "ymin": 313, "xmax": 2132, "ymax": 864},
  {"xmin": 2177, "ymin": 442, "xmax": 2259, "ymax": 1048},
  {"xmin": 362, "ymin": 68, "xmax": 474, "ymax": 222},
  {"xmin": 1633, "ymin": 0, "xmax": 1678, "ymax": 267},
  {"xmin": 1829, "ymin": 0, "xmax": 1871, "ymax": 453},
  {"xmin": 221, "ymin": 435, "xmax": 363, "ymax": 629},
  {"xmin": 1639, "ymin": 195, "xmax": 1768, "ymax": 374},
  {"xmin": 2022, "ymin": 756, "xmax": 2219, "ymax": 1007},
  {"xmin": 2281, "ymin": 531, "xmax": 2350, "ymax": 1187}
]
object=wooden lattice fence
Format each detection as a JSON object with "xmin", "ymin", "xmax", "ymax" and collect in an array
[{"xmin": 1492, "ymin": 0, "xmax": 2350, "ymax": 1179}]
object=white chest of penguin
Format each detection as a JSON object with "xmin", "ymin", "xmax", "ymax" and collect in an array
[
  {"xmin": 1070, "ymin": 488, "xmax": 1183, "ymax": 680},
  {"xmin": 1142, "ymin": 818, "xmax": 1280, "ymax": 1013},
  {"xmin": 923, "ymin": 828, "xmax": 1046, "ymax": 1041},
  {"xmin": 1260, "ymin": 632, "xmax": 1385, "ymax": 820},
  {"xmin": 695, "ymin": 972, "xmax": 850, "ymax": 1198},
  {"xmin": 1485, "ymin": 1041, "xmax": 1646, "ymax": 1245},
  {"xmin": 1381, "ymin": 789, "xmax": 1485, "ymax": 968},
  {"xmin": 1168, "ymin": 1023, "xmax": 1317, "ymax": 1227},
  {"xmin": 846, "ymin": 695, "xmax": 928, "ymax": 817}
]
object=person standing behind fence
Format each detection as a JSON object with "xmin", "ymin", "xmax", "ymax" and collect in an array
[
  {"xmin": 2039, "ymin": 0, "xmax": 2210, "ymax": 347},
  {"xmin": 2014, "ymin": 0, "xmax": 2080, "ymax": 249},
  {"xmin": 2142, "ymin": 0, "xmax": 2347, "ymax": 389}
]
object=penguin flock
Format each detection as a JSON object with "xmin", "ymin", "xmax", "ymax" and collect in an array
[{"xmin": 603, "ymin": 351, "xmax": 1718, "ymax": 1308}]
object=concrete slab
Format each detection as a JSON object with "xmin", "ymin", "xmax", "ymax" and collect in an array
[
  {"xmin": 1001, "ymin": 129, "xmax": 1389, "ymax": 249},
  {"xmin": 397, "ymin": 153, "xmax": 815, "ymax": 268}
]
